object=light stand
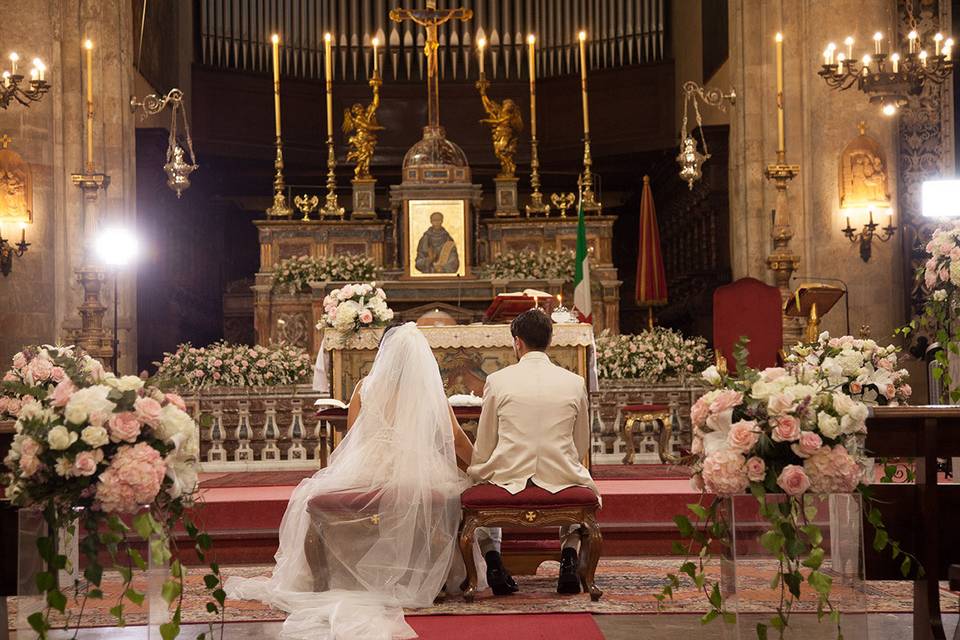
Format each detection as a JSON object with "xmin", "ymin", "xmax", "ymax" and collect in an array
[{"xmin": 95, "ymin": 227, "xmax": 139, "ymax": 374}]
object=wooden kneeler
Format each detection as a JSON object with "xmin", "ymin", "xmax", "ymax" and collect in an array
[{"xmin": 457, "ymin": 484, "xmax": 603, "ymax": 602}]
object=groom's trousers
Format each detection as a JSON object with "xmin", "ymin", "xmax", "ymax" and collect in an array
[{"xmin": 477, "ymin": 526, "xmax": 582, "ymax": 555}]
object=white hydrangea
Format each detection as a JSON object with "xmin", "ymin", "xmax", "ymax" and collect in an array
[{"xmin": 64, "ymin": 386, "xmax": 116, "ymax": 425}]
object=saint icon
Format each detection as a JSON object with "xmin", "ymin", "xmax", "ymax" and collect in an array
[{"xmin": 415, "ymin": 211, "xmax": 460, "ymax": 274}]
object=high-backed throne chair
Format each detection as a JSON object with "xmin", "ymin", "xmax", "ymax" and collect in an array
[{"xmin": 713, "ymin": 277, "xmax": 784, "ymax": 372}]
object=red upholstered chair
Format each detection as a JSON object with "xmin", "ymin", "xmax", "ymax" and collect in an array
[
  {"xmin": 458, "ymin": 484, "xmax": 603, "ymax": 602},
  {"xmin": 713, "ymin": 277, "xmax": 783, "ymax": 372}
]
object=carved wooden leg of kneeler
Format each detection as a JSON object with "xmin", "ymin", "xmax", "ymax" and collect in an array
[
  {"xmin": 580, "ymin": 514, "xmax": 603, "ymax": 601},
  {"xmin": 459, "ymin": 514, "xmax": 479, "ymax": 602},
  {"xmin": 304, "ymin": 521, "xmax": 329, "ymax": 592}
]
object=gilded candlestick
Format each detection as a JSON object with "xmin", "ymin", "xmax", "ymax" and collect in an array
[
  {"xmin": 525, "ymin": 34, "xmax": 549, "ymax": 216},
  {"xmin": 266, "ymin": 34, "xmax": 292, "ymax": 217},
  {"xmin": 577, "ymin": 31, "xmax": 601, "ymax": 214},
  {"xmin": 775, "ymin": 32, "xmax": 785, "ymax": 162},
  {"xmin": 320, "ymin": 136, "xmax": 345, "ymax": 220}
]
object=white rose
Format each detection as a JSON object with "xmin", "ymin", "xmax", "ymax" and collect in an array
[
  {"xmin": 64, "ymin": 386, "xmax": 116, "ymax": 425},
  {"xmin": 80, "ymin": 425, "xmax": 109, "ymax": 448},
  {"xmin": 165, "ymin": 455, "xmax": 199, "ymax": 499},
  {"xmin": 54, "ymin": 457, "xmax": 74, "ymax": 477},
  {"xmin": 933, "ymin": 289, "xmax": 948, "ymax": 302},
  {"xmin": 156, "ymin": 404, "xmax": 199, "ymax": 455},
  {"xmin": 47, "ymin": 425, "xmax": 79, "ymax": 450},
  {"xmin": 702, "ymin": 431, "xmax": 729, "ymax": 455},
  {"xmin": 832, "ymin": 392, "xmax": 855, "ymax": 416},
  {"xmin": 701, "ymin": 365, "xmax": 721, "ymax": 385},
  {"xmin": 18, "ymin": 399, "xmax": 44, "ymax": 422},
  {"xmin": 817, "ymin": 412, "xmax": 841, "ymax": 439},
  {"xmin": 104, "ymin": 374, "xmax": 145, "ymax": 392}
]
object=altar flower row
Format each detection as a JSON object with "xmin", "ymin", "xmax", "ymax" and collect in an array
[
  {"xmin": 154, "ymin": 340, "xmax": 312, "ymax": 390},
  {"xmin": 660, "ymin": 334, "xmax": 916, "ymax": 639},
  {"xmin": 595, "ymin": 327, "xmax": 712, "ymax": 383},
  {"xmin": 0, "ymin": 345, "xmax": 223, "ymax": 639},
  {"xmin": 479, "ymin": 249, "xmax": 575, "ymax": 281},
  {"xmin": 271, "ymin": 254, "xmax": 378, "ymax": 293}
]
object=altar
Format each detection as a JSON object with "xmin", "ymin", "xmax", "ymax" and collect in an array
[{"xmin": 321, "ymin": 323, "xmax": 595, "ymax": 401}]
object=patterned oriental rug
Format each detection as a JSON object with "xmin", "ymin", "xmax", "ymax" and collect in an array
[{"xmin": 7, "ymin": 559, "xmax": 957, "ymax": 630}]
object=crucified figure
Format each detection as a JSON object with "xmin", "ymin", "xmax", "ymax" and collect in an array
[{"xmin": 390, "ymin": 0, "xmax": 473, "ymax": 128}]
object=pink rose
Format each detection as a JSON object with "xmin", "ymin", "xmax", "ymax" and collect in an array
[
  {"xmin": 5, "ymin": 398, "xmax": 21, "ymax": 417},
  {"xmin": 73, "ymin": 450, "xmax": 102, "ymax": 477},
  {"xmin": 19, "ymin": 453, "xmax": 41, "ymax": 477},
  {"xmin": 776, "ymin": 465, "xmax": 811, "ymax": 496},
  {"xmin": 0, "ymin": 397, "xmax": 8, "ymax": 414},
  {"xmin": 745, "ymin": 456, "xmax": 766, "ymax": 482},
  {"xmin": 20, "ymin": 438, "xmax": 41, "ymax": 458},
  {"xmin": 770, "ymin": 415, "xmax": 801, "ymax": 443},
  {"xmin": 358, "ymin": 309, "xmax": 374, "ymax": 324},
  {"xmin": 884, "ymin": 384, "xmax": 896, "ymax": 399},
  {"xmin": 709, "ymin": 390, "xmax": 743, "ymax": 415},
  {"xmin": 163, "ymin": 393, "xmax": 186, "ymax": 412},
  {"xmin": 12, "ymin": 352, "xmax": 27, "ymax": 369},
  {"xmin": 50, "ymin": 378, "xmax": 77, "ymax": 408},
  {"xmin": 134, "ymin": 396, "xmax": 162, "ymax": 426},
  {"xmin": 28, "ymin": 357, "xmax": 54, "ymax": 382},
  {"xmin": 767, "ymin": 393, "xmax": 796, "ymax": 415},
  {"xmin": 108, "ymin": 412, "xmax": 142, "ymax": 443},
  {"xmin": 790, "ymin": 431, "xmax": 823, "ymax": 459},
  {"xmin": 690, "ymin": 396, "xmax": 711, "ymax": 429},
  {"xmin": 901, "ymin": 384, "xmax": 912, "ymax": 398},
  {"xmin": 940, "ymin": 267, "xmax": 950, "ymax": 282},
  {"xmin": 727, "ymin": 420, "xmax": 760, "ymax": 453},
  {"xmin": 849, "ymin": 381, "xmax": 862, "ymax": 394},
  {"xmin": 924, "ymin": 271, "xmax": 937, "ymax": 288},
  {"xmin": 2, "ymin": 372, "xmax": 15, "ymax": 383},
  {"xmin": 50, "ymin": 367, "xmax": 66, "ymax": 382}
]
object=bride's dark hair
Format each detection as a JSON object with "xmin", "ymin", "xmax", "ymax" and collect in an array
[{"xmin": 378, "ymin": 319, "xmax": 408, "ymax": 348}]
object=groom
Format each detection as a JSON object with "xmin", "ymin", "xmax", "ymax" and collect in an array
[{"xmin": 467, "ymin": 308, "xmax": 599, "ymax": 595}]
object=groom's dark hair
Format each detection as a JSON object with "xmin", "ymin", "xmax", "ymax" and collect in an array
[{"xmin": 510, "ymin": 308, "xmax": 552, "ymax": 351}]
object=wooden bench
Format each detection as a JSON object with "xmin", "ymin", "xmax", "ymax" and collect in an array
[{"xmin": 863, "ymin": 406, "xmax": 960, "ymax": 640}]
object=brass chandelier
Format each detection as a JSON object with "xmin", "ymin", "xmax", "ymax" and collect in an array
[
  {"xmin": 818, "ymin": 28, "xmax": 953, "ymax": 116},
  {"xmin": 0, "ymin": 52, "xmax": 49, "ymax": 109}
]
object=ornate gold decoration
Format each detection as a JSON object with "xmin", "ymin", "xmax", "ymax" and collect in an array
[
  {"xmin": 550, "ymin": 192, "xmax": 576, "ymax": 218},
  {"xmin": 765, "ymin": 161, "xmax": 802, "ymax": 344},
  {"xmin": 343, "ymin": 74, "xmax": 384, "ymax": 181},
  {"xmin": 476, "ymin": 77, "xmax": 523, "ymax": 178},
  {"xmin": 839, "ymin": 122, "xmax": 891, "ymax": 210},
  {"xmin": 130, "ymin": 88, "xmax": 198, "ymax": 198},
  {"xmin": 294, "ymin": 194, "xmax": 319, "ymax": 221},
  {"xmin": 523, "ymin": 511, "xmax": 538, "ymax": 522},
  {"xmin": 0, "ymin": 134, "xmax": 33, "ymax": 224},
  {"xmin": 266, "ymin": 142, "xmax": 293, "ymax": 218},
  {"xmin": 622, "ymin": 407, "xmax": 675, "ymax": 465},
  {"xmin": 677, "ymin": 81, "xmax": 735, "ymax": 189}
]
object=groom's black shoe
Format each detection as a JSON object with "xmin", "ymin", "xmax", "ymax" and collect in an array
[
  {"xmin": 485, "ymin": 550, "xmax": 519, "ymax": 595},
  {"xmin": 557, "ymin": 547, "xmax": 581, "ymax": 594}
]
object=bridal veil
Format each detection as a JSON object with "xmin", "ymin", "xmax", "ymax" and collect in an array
[{"xmin": 226, "ymin": 322, "xmax": 465, "ymax": 639}]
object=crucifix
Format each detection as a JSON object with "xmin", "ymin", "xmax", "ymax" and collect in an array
[{"xmin": 390, "ymin": 0, "xmax": 472, "ymax": 129}]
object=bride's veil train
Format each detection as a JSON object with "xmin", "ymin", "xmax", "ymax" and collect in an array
[{"xmin": 226, "ymin": 322, "xmax": 470, "ymax": 639}]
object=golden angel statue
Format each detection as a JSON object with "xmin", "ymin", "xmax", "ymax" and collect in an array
[
  {"xmin": 476, "ymin": 78, "xmax": 523, "ymax": 178},
  {"xmin": 343, "ymin": 76, "xmax": 385, "ymax": 180}
]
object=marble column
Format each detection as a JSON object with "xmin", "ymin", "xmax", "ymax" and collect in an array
[
  {"xmin": 728, "ymin": 0, "xmax": 905, "ymax": 344},
  {"xmin": 0, "ymin": 0, "xmax": 137, "ymax": 371}
]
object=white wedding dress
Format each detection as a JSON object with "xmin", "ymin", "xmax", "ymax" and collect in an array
[{"xmin": 226, "ymin": 323, "xmax": 474, "ymax": 639}]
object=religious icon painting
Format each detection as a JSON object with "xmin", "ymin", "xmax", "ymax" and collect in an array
[
  {"xmin": 406, "ymin": 199, "xmax": 470, "ymax": 278},
  {"xmin": 0, "ymin": 135, "xmax": 33, "ymax": 225}
]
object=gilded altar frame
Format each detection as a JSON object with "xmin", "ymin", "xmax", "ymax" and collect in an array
[{"xmin": 404, "ymin": 198, "xmax": 472, "ymax": 278}]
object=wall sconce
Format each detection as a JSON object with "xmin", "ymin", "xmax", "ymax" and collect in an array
[
  {"xmin": 842, "ymin": 210, "xmax": 895, "ymax": 262},
  {"xmin": 0, "ymin": 222, "xmax": 30, "ymax": 276}
]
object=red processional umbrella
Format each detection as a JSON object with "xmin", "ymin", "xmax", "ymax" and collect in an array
[{"xmin": 635, "ymin": 175, "xmax": 668, "ymax": 328}]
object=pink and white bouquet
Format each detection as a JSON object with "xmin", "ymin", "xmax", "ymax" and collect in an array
[
  {"xmin": 155, "ymin": 340, "xmax": 312, "ymax": 390},
  {"xmin": 319, "ymin": 282, "xmax": 394, "ymax": 335},
  {"xmin": 1, "ymin": 347, "xmax": 223, "ymax": 639},
  {"xmin": 596, "ymin": 328, "xmax": 712, "ymax": 382},
  {"xmin": 921, "ymin": 219, "xmax": 960, "ymax": 294},
  {"xmin": 689, "ymin": 363, "xmax": 868, "ymax": 497},
  {"xmin": 657, "ymin": 346, "xmax": 914, "ymax": 638},
  {"xmin": 786, "ymin": 332, "xmax": 911, "ymax": 406}
]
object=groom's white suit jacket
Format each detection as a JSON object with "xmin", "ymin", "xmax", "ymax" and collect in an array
[{"xmin": 468, "ymin": 350, "xmax": 599, "ymax": 496}]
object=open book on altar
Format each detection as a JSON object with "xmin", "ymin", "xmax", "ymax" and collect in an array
[{"xmin": 484, "ymin": 289, "xmax": 557, "ymax": 323}]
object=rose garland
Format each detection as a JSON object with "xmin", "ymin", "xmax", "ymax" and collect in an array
[
  {"xmin": 656, "ymin": 341, "xmax": 919, "ymax": 639},
  {"xmin": 595, "ymin": 328, "xmax": 712, "ymax": 382},
  {"xmin": 479, "ymin": 249, "xmax": 575, "ymax": 281},
  {"xmin": 154, "ymin": 341, "xmax": 312, "ymax": 390},
  {"xmin": 0, "ymin": 345, "xmax": 224, "ymax": 640},
  {"xmin": 272, "ymin": 254, "xmax": 378, "ymax": 293}
]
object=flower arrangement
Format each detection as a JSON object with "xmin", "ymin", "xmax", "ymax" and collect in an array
[
  {"xmin": 657, "ymin": 341, "xmax": 916, "ymax": 639},
  {"xmin": 272, "ymin": 254, "xmax": 378, "ymax": 293},
  {"xmin": 595, "ymin": 328, "xmax": 712, "ymax": 383},
  {"xmin": 319, "ymin": 282, "xmax": 394, "ymax": 335},
  {"xmin": 154, "ymin": 341, "xmax": 312, "ymax": 390},
  {"xmin": 902, "ymin": 219, "xmax": 960, "ymax": 402},
  {"xmin": 0, "ymin": 347, "xmax": 224, "ymax": 640},
  {"xmin": 785, "ymin": 332, "xmax": 912, "ymax": 406},
  {"xmin": 480, "ymin": 249, "xmax": 575, "ymax": 281}
]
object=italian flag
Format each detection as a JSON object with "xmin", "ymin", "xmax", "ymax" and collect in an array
[{"xmin": 573, "ymin": 193, "xmax": 592, "ymax": 323}]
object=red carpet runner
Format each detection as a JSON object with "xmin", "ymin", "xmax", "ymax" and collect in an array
[{"xmin": 407, "ymin": 613, "xmax": 604, "ymax": 639}]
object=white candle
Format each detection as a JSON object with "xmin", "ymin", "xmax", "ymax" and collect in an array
[
  {"xmin": 862, "ymin": 54, "xmax": 871, "ymax": 76},
  {"xmin": 836, "ymin": 52, "xmax": 846, "ymax": 75},
  {"xmin": 477, "ymin": 36, "xmax": 486, "ymax": 76},
  {"xmin": 324, "ymin": 33, "xmax": 333, "ymax": 140},
  {"xmin": 2, "ymin": 71, "xmax": 9, "ymax": 87},
  {"xmin": 827, "ymin": 42, "xmax": 836, "ymax": 65},
  {"xmin": 8, "ymin": 52, "xmax": 18, "ymax": 76},
  {"xmin": 908, "ymin": 30, "xmax": 918, "ymax": 54},
  {"xmin": 578, "ymin": 31, "xmax": 589, "ymax": 135},
  {"xmin": 920, "ymin": 49, "xmax": 928, "ymax": 67},
  {"xmin": 890, "ymin": 52, "xmax": 899, "ymax": 73},
  {"xmin": 844, "ymin": 36, "xmax": 854, "ymax": 59},
  {"xmin": 935, "ymin": 33, "xmax": 943, "ymax": 56},
  {"xmin": 32, "ymin": 58, "xmax": 44, "ymax": 81},
  {"xmin": 372, "ymin": 36, "xmax": 379, "ymax": 75},
  {"xmin": 873, "ymin": 32, "xmax": 883, "ymax": 55}
]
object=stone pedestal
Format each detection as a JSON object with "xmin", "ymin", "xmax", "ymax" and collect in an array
[
  {"xmin": 493, "ymin": 176, "xmax": 520, "ymax": 217},
  {"xmin": 351, "ymin": 178, "xmax": 377, "ymax": 219}
]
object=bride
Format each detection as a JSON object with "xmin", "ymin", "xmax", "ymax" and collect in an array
[{"xmin": 226, "ymin": 322, "xmax": 476, "ymax": 639}]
